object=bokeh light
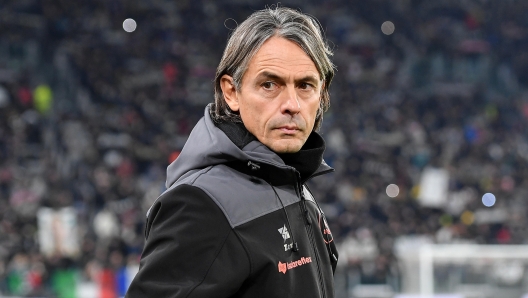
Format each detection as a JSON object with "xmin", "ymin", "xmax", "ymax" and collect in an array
[
  {"xmin": 123, "ymin": 18, "xmax": 137, "ymax": 33},
  {"xmin": 386, "ymin": 184, "xmax": 399, "ymax": 198},
  {"xmin": 381, "ymin": 21, "xmax": 395, "ymax": 35},
  {"xmin": 461, "ymin": 210, "xmax": 475, "ymax": 225},
  {"xmin": 482, "ymin": 193, "xmax": 496, "ymax": 207},
  {"xmin": 439, "ymin": 214, "xmax": 453, "ymax": 227}
]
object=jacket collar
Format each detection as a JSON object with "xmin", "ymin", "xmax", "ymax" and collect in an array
[
  {"xmin": 166, "ymin": 104, "xmax": 333, "ymax": 188},
  {"xmin": 215, "ymin": 114, "xmax": 333, "ymax": 183}
]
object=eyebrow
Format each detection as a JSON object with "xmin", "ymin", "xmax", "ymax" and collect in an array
[{"xmin": 256, "ymin": 71, "xmax": 321, "ymax": 85}]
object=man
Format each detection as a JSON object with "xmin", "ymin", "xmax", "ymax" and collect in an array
[{"xmin": 126, "ymin": 6, "xmax": 338, "ymax": 298}]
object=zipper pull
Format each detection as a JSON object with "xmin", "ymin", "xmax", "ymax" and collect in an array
[
  {"xmin": 247, "ymin": 161, "xmax": 260, "ymax": 171},
  {"xmin": 292, "ymin": 242, "xmax": 299, "ymax": 252}
]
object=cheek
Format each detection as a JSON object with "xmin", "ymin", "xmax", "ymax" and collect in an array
[
  {"xmin": 305, "ymin": 99, "xmax": 320, "ymax": 126},
  {"xmin": 240, "ymin": 101, "xmax": 266, "ymax": 134}
]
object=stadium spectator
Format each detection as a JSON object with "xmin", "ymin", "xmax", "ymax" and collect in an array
[{"xmin": 1, "ymin": 0, "xmax": 528, "ymax": 296}]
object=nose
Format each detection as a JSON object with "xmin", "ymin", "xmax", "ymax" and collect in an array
[{"xmin": 280, "ymin": 86, "xmax": 301, "ymax": 115}]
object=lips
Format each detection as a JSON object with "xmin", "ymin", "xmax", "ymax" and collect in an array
[{"xmin": 276, "ymin": 126, "xmax": 299, "ymax": 134}]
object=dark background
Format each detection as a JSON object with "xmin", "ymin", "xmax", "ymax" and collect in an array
[{"xmin": 1, "ymin": 0, "xmax": 527, "ymax": 296}]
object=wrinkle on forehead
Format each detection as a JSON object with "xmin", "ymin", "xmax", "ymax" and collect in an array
[
  {"xmin": 241, "ymin": 36, "xmax": 321, "ymax": 84},
  {"xmin": 252, "ymin": 53, "xmax": 319, "ymax": 79},
  {"xmin": 256, "ymin": 50, "xmax": 315, "ymax": 64}
]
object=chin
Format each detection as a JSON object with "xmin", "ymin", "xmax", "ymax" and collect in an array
[{"xmin": 269, "ymin": 140, "xmax": 304, "ymax": 154}]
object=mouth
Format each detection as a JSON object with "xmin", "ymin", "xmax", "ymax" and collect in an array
[{"xmin": 276, "ymin": 126, "xmax": 300, "ymax": 134}]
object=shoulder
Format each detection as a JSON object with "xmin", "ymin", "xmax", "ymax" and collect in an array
[
  {"xmin": 162, "ymin": 164, "xmax": 298, "ymax": 228},
  {"xmin": 144, "ymin": 183, "xmax": 229, "ymax": 240}
]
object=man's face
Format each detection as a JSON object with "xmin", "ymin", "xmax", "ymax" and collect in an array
[{"xmin": 221, "ymin": 36, "xmax": 322, "ymax": 153}]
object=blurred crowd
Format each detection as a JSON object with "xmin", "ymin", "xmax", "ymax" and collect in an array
[{"xmin": 2, "ymin": 0, "xmax": 528, "ymax": 296}]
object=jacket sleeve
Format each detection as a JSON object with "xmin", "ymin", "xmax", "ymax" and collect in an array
[{"xmin": 126, "ymin": 184, "xmax": 251, "ymax": 298}]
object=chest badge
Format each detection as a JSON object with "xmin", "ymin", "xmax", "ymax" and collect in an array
[{"xmin": 278, "ymin": 225, "xmax": 293, "ymax": 251}]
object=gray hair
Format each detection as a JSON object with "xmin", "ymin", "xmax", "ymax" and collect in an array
[{"xmin": 212, "ymin": 6, "xmax": 335, "ymax": 131}]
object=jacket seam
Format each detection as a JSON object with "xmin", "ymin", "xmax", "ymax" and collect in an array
[
  {"xmin": 192, "ymin": 184, "xmax": 299, "ymax": 228},
  {"xmin": 185, "ymin": 229, "xmax": 237, "ymax": 297},
  {"xmin": 179, "ymin": 165, "xmax": 291, "ymax": 229},
  {"xmin": 181, "ymin": 169, "xmax": 253, "ymax": 276},
  {"xmin": 186, "ymin": 169, "xmax": 235, "ymax": 228},
  {"xmin": 233, "ymin": 229, "xmax": 254, "ymax": 276},
  {"xmin": 185, "ymin": 172, "xmax": 254, "ymax": 276},
  {"xmin": 190, "ymin": 167, "xmax": 299, "ymax": 227},
  {"xmin": 145, "ymin": 166, "xmax": 214, "ymax": 219}
]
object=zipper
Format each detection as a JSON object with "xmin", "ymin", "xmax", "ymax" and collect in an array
[
  {"xmin": 299, "ymin": 186, "xmax": 311, "ymax": 226},
  {"xmin": 296, "ymin": 173, "xmax": 327, "ymax": 298}
]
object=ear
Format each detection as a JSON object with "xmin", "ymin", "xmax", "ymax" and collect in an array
[{"xmin": 220, "ymin": 75, "xmax": 239, "ymax": 112}]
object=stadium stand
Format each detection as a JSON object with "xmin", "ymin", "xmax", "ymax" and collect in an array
[{"xmin": 1, "ymin": 0, "xmax": 528, "ymax": 297}]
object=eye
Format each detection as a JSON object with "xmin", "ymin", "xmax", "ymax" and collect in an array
[
  {"xmin": 261, "ymin": 81, "xmax": 276, "ymax": 90},
  {"xmin": 299, "ymin": 82, "xmax": 314, "ymax": 90}
]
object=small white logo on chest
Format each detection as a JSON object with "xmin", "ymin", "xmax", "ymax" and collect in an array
[
  {"xmin": 279, "ymin": 225, "xmax": 293, "ymax": 251},
  {"xmin": 278, "ymin": 225, "xmax": 290, "ymax": 241}
]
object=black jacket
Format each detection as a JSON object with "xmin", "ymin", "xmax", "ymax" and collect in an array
[{"xmin": 126, "ymin": 105, "xmax": 338, "ymax": 298}]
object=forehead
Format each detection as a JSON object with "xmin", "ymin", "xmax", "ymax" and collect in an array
[{"xmin": 244, "ymin": 36, "xmax": 320, "ymax": 80}]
